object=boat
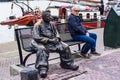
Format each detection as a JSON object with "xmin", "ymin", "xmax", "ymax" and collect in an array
[
  {"xmin": 46, "ymin": 5, "xmax": 105, "ymax": 29},
  {"xmin": 43, "ymin": 0, "xmax": 107, "ymax": 29},
  {"xmin": 0, "ymin": 1, "xmax": 42, "ymax": 26},
  {"xmin": 0, "ymin": 14, "xmax": 35, "ymax": 26},
  {"xmin": 0, "ymin": 0, "xmax": 105, "ymax": 29}
]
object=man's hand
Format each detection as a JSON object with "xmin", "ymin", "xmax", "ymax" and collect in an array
[{"xmin": 86, "ymin": 32, "xmax": 89, "ymax": 37}]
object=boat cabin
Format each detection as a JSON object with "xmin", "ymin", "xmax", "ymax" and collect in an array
[{"xmin": 47, "ymin": 6, "xmax": 100, "ymax": 23}]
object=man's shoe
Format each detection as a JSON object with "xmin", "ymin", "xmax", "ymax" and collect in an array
[
  {"xmin": 91, "ymin": 51, "xmax": 101, "ymax": 56},
  {"xmin": 39, "ymin": 69, "xmax": 47, "ymax": 78},
  {"xmin": 80, "ymin": 53, "xmax": 91, "ymax": 59},
  {"xmin": 61, "ymin": 64, "xmax": 79, "ymax": 71}
]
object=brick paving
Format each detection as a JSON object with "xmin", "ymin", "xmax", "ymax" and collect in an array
[
  {"xmin": 72, "ymin": 51, "xmax": 120, "ymax": 80},
  {"xmin": 0, "ymin": 43, "xmax": 120, "ymax": 80},
  {"xmin": 0, "ymin": 28, "xmax": 120, "ymax": 80}
]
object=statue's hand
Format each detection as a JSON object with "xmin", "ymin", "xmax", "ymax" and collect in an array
[
  {"xmin": 56, "ymin": 37, "xmax": 61, "ymax": 42},
  {"xmin": 47, "ymin": 38, "xmax": 59, "ymax": 44}
]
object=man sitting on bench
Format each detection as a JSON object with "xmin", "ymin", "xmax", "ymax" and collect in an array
[
  {"xmin": 31, "ymin": 10, "xmax": 79, "ymax": 78},
  {"xmin": 68, "ymin": 6, "xmax": 101, "ymax": 59}
]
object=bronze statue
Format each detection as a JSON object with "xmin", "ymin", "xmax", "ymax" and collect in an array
[{"xmin": 31, "ymin": 10, "xmax": 79, "ymax": 78}]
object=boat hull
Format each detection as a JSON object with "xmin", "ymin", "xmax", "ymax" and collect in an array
[
  {"xmin": 0, "ymin": 14, "xmax": 35, "ymax": 26},
  {"xmin": 47, "ymin": 5, "xmax": 106, "ymax": 29},
  {"xmin": 82, "ymin": 20, "xmax": 105, "ymax": 29}
]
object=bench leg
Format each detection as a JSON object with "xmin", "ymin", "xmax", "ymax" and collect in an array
[
  {"xmin": 23, "ymin": 53, "xmax": 34, "ymax": 66},
  {"xmin": 15, "ymin": 29, "xmax": 24, "ymax": 65},
  {"xmin": 78, "ymin": 44, "xmax": 81, "ymax": 51}
]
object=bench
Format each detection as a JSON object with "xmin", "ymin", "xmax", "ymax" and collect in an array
[{"xmin": 15, "ymin": 23, "xmax": 82, "ymax": 66}]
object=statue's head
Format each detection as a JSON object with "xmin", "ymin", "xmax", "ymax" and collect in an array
[{"xmin": 42, "ymin": 10, "xmax": 52, "ymax": 23}]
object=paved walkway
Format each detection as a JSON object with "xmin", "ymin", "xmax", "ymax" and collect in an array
[
  {"xmin": 72, "ymin": 50, "xmax": 120, "ymax": 80},
  {"xmin": 0, "ymin": 28, "xmax": 120, "ymax": 80},
  {"xmin": 42, "ymin": 49, "xmax": 120, "ymax": 80}
]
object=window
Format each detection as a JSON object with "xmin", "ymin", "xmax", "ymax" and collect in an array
[
  {"xmin": 93, "ymin": 13, "xmax": 97, "ymax": 19},
  {"xmin": 86, "ymin": 13, "xmax": 90, "ymax": 19}
]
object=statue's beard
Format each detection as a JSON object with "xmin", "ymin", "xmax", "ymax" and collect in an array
[
  {"xmin": 43, "ymin": 17, "xmax": 51, "ymax": 23},
  {"xmin": 44, "ymin": 19, "xmax": 50, "ymax": 23}
]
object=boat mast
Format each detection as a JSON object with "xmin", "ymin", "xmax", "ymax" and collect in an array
[
  {"xmin": 26, "ymin": 0, "xmax": 30, "ymax": 12},
  {"xmin": 99, "ymin": 0, "xmax": 104, "ymax": 15}
]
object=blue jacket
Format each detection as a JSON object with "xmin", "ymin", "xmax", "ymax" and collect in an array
[{"xmin": 68, "ymin": 14, "xmax": 88, "ymax": 38}]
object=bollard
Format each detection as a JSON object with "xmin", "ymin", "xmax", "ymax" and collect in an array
[
  {"xmin": 97, "ymin": 16, "xmax": 101, "ymax": 28},
  {"xmin": 59, "ymin": 23, "xmax": 66, "ymax": 34},
  {"xmin": 61, "ymin": 19, "xmax": 66, "ymax": 23},
  {"xmin": 20, "ymin": 67, "xmax": 38, "ymax": 80}
]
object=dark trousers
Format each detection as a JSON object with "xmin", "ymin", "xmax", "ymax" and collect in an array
[{"xmin": 73, "ymin": 33, "xmax": 97, "ymax": 54}]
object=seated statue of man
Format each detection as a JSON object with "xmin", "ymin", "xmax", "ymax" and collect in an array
[{"xmin": 31, "ymin": 10, "xmax": 79, "ymax": 78}]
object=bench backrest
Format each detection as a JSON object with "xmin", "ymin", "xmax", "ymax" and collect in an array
[
  {"xmin": 55, "ymin": 23, "xmax": 73, "ymax": 41},
  {"xmin": 15, "ymin": 27, "xmax": 33, "ymax": 52},
  {"xmin": 16, "ymin": 23, "xmax": 73, "ymax": 52}
]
